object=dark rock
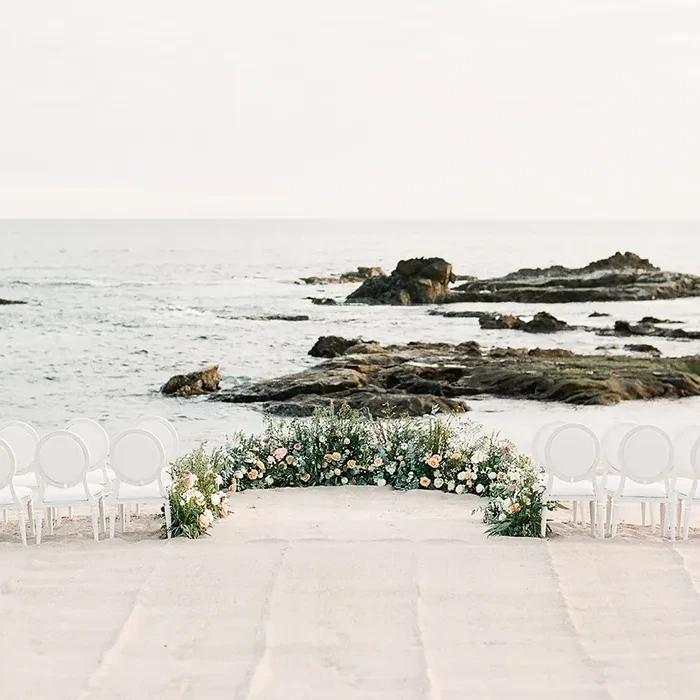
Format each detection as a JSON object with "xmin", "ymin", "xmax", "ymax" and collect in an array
[
  {"xmin": 250, "ymin": 314, "xmax": 310, "ymax": 322},
  {"xmin": 456, "ymin": 341, "xmax": 482, "ymax": 357},
  {"xmin": 346, "ymin": 257, "xmax": 455, "ymax": 305},
  {"xmin": 639, "ymin": 316, "xmax": 682, "ymax": 325},
  {"xmin": 428, "ymin": 309, "xmax": 487, "ymax": 319},
  {"xmin": 452, "ymin": 252, "xmax": 700, "ymax": 303},
  {"xmin": 307, "ymin": 297, "xmax": 338, "ymax": 306},
  {"xmin": 301, "ymin": 266, "xmax": 384, "ymax": 285},
  {"xmin": 212, "ymin": 337, "xmax": 700, "ymax": 411},
  {"xmin": 0, "ymin": 298, "xmax": 27, "ymax": 305},
  {"xmin": 599, "ymin": 320, "xmax": 700, "ymax": 341},
  {"xmin": 624, "ymin": 344, "xmax": 662, "ymax": 356},
  {"xmin": 614, "ymin": 321, "xmax": 633, "ymax": 335},
  {"xmin": 479, "ymin": 311, "xmax": 568, "ymax": 333},
  {"xmin": 309, "ymin": 336, "xmax": 373, "ymax": 358},
  {"xmin": 161, "ymin": 366, "xmax": 221, "ymax": 397},
  {"xmin": 589, "ymin": 311, "xmax": 611, "ymax": 318}
]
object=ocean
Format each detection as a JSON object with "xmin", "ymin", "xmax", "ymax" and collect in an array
[{"xmin": 3, "ymin": 219, "xmax": 700, "ymax": 454}]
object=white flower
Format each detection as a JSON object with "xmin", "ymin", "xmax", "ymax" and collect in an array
[
  {"xmin": 434, "ymin": 478, "xmax": 444, "ymax": 489},
  {"xmin": 341, "ymin": 477, "xmax": 348, "ymax": 485},
  {"xmin": 234, "ymin": 470, "xmax": 243, "ymax": 480},
  {"xmin": 204, "ymin": 508, "xmax": 214, "ymax": 521},
  {"xmin": 476, "ymin": 483, "xmax": 485, "ymax": 494},
  {"xmin": 343, "ymin": 437, "xmax": 350, "ymax": 445},
  {"xmin": 334, "ymin": 468, "xmax": 341, "ymax": 476},
  {"xmin": 214, "ymin": 474, "xmax": 223, "ymax": 487},
  {"xmin": 386, "ymin": 465, "xmax": 396, "ymax": 475},
  {"xmin": 457, "ymin": 471, "xmax": 467, "ymax": 481},
  {"xmin": 210, "ymin": 493, "xmax": 221, "ymax": 506},
  {"xmin": 267, "ymin": 456, "xmax": 275, "ymax": 464},
  {"xmin": 447, "ymin": 480, "xmax": 455, "ymax": 492},
  {"xmin": 455, "ymin": 484, "xmax": 465, "ymax": 495},
  {"xmin": 498, "ymin": 513, "xmax": 506, "ymax": 522},
  {"xmin": 264, "ymin": 476, "xmax": 274, "ymax": 486},
  {"xmin": 376, "ymin": 478, "xmax": 386, "ymax": 487},
  {"xmin": 488, "ymin": 472, "xmax": 497, "ymax": 480},
  {"xmin": 433, "ymin": 470, "xmax": 441, "ymax": 478}
]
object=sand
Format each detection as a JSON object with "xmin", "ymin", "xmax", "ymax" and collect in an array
[{"xmin": 2, "ymin": 488, "xmax": 700, "ymax": 700}]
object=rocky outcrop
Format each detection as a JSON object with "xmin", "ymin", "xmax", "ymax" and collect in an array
[
  {"xmin": 624, "ymin": 344, "xmax": 662, "ymax": 356},
  {"xmin": 211, "ymin": 336, "xmax": 700, "ymax": 412},
  {"xmin": 247, "ymin": 314, "xmax": 310, "ymax": 322},
  {"xmin": 161, "ymin": 366, "xmax": 221, "ymax": 397},
  {"xmin": 479, "ymin": 311, "xmax": 569, "ymax": 333},
  {"xmin": 309, "ymin": 336, "xmax": 378, "ymax": 358},
  {"xmin": 452, "ymin": 252, "xmax": 700, "ymax": 303},
  {"xmin": 301, "ymin": 266, "xmax": 384, "ymax": 285},
  {"xmin": 599, "ymin": 321, "xmax": 700, "ymax": 341},
  {"xmin": 589, "ymin": 311, "xmax": 611, "ymax": 318},
  {"xmin": 346, "ymin": 257, "xmax": 455, "ymax": 305},
  {"xmin": 307, "ymin": 297, "xmax": 338, "ymax": 306}
]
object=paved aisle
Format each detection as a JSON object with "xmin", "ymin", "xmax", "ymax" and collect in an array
[{"xmin": 1, "ymin": 488, "xmax": 700, "ymax": 700}]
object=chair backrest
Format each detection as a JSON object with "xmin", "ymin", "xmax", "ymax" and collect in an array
[
  {"xmin": 111, "ymin": 429, "xmax": 166, "ymax": 487},
  {"xmin": 543, "ymin": 423, "xmax": 601, "ymax": 483},
  {"xmin": 602, "ymin": 422, "xmax": 637, "ymax": 473},
  {"xmin": 66, "ymin": 418, "xmax": 109, "ymax": 470},
  {"xmin": 674, "ymin": 425, "xmax": 700, "ymax": 478},
  {"xmin": 618, "ymin": 425, "xmax": 674, "ymax": 485},
  {"xmin": 35, "ymin": 430, "xmax": 91, "ymax": 489},
  {"xmin": 0, "ymin": 437, "xmax": 17, "ymax": 492},
  {"xmin": 136, "ymin": 416, "xmax": 178, "ymax": 465},
  {"xmin": 0, "ymin": 421, "xmax": 39, "ymax": 476},
  {"xmin": 531, "ymin": 421, "xmax": 565, "ymax": 466}
]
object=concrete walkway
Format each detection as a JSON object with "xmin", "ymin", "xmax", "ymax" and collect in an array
[{"xmin": 2, "ymin": 487, "xmax": 700, "ymax": 699}]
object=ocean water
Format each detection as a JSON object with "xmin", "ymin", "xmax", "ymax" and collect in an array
[{"xmin": 2, "ymin": 219, "xmax": 700, "ymax": 454}]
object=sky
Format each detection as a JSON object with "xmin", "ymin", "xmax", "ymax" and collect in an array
[{"xmin": 1, "ymin": 0, "xmax": 699, "ymax": 218}]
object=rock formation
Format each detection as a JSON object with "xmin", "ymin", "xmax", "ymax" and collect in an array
[{"xmin": 161, "ymin": 366, "xmax": 221, "ymax": 397}]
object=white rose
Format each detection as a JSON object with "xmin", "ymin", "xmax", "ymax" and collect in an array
[
  {"xmin": 434, "ymin": 478, "xmax": 444, "ymax": 489},
  {"xmin": 265, "ymin": 476, "xmax": 274, "ymax": 486},
  {"xmin": 447, "ymin": 481, "xmax": 455, "ymax": 492},
  {"xmin": 341, "ymin": 477, "xmax": 348, "ymax": 485},
  {"xmin": 386, "ymin": 465, "xmax": 396, "ymax": 475},
  {"xmin": 334, "ymin": 468, "xmax": 341, "ymax": 476},
  {"xmin": 476, "ymin": 484, "xmax": 485, "ymax": 494},
  {"xmin": 210, "ymin": 493, "xmax": 221, "ymax": 506},
  {"xmin": 376, "ymin": 478, "xmax": 386, "ymax": 487},
  {"xmin": 457, "ymin": 472, "xmax": 467, "ymax": 481},
  {"xmin": 488, "ymin": 472, "xmax": 497, "ymax": 480},
  {"xmin": 455, "ymin": 485, "xmax": 465, "ymax": 495},
  {"xmin": 498, "ymin": 513, "xmax": 506, "ymax": 522},
  {"xmin": 234, "ymin": 471, "xmax": 243, "ymax": 480},
  {"xmin": 204, "ymin": 509, "xmax": 213, "ymax": 521},
  {"xmin": 343, "ymin": 438, "xmax": 350, "ymax": 445}
]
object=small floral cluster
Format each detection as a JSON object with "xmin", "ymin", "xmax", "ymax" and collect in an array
[
  {"xmin": 216, "ymin": 405, "xmax": 544, "ymax": 537},
  {"xmin": 168, "ymin": 446, "xmax": 231, "ymax": 538}
]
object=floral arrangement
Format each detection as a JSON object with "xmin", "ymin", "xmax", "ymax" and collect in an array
[
  {"xmin": 215, "ymin": 405, "xmax": 545, "ymax": 537},
  {"xmin": 167, "ymin": 445, "xmax": 231, "ymax": 538}
]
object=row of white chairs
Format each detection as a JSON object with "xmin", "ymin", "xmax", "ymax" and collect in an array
[
  {"xmin": 535, "ymin": 421, "xmax": 700, "ymax": 540},
  {"xmin": 0, "ymin": 416, "xmax": 179, "ymax": 545}
]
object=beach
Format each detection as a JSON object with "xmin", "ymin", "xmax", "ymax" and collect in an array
[{"xmin": 2, "ymin": 488, "xmax": 700, "ymax": 699}]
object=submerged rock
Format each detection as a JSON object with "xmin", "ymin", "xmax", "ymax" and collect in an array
[
  {"xmin": 599, "ymin": 320, "xmax": 700, "ymax": 341},
  {"xmin": 0, "ymin": 298, "xmax": 27, "ymax": 305},
  {"xmin": 589, "ymin": 311, "xmax": 611, "ymax": 318},
  {"xmin": 161, "ymin": 366, "xmax": 221, "ymax": 397},
  {"xmin": 624, "ymin": 344, "xmax": 662, "ymax": 356},
  {"xmin": 307, "ymin": 297, "xmax": 339, "ymax": 306},
  {"xmin": 211, "ymin": 335, "xmax": 700, "ymax": 411},
  {"xmin": 346, "ymin": 257, "xmax": 455, "ymax": 305},
  {"xmin": 452, "ymin": 251, "xmax": 700, "ymax": 303}
]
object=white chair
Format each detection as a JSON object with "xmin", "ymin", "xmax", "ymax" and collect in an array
[
  {"xmin": 136, "ymin": 416, "xmax": 179, "ymax": 468},
  {"xmin": 540, "ymin": 423, "xmax": 603, "ymax": 538},
  {"xmin": 67, "ymin": 418, "xmax": 113, "ymax": 486},
  {"xmin": 601, "ymin": 422, "xmax": 652, "ymax": 528},
  {"xmin": 33, "ymin": 430, "xmax": 105, "ymax": 544},
  {"xmin": 608, "ymin": 425, "xmax": 676, "ymax": 540},
  {"xmin": 0, "ymin": 437, "xmax": 33, "ymax": 545},
  {"xmin": 533, "ymin": 421, "xmax": 587, "ymax": 525},
  {"xmin": 0, "ymin": 421, "xmax": 40, "ymax": 490},
  {"xmin": 674, "ymin": 429, "xmax": 700, "ymax": 540},
  {"xmin": 109, "ymin": 428, "xmax": 171, "ymax": 539}
]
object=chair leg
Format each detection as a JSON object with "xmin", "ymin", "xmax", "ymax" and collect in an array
[
  {"xmin": 136, "ymin": 504, "xmax": 142, "ymax": 517},
  {"xmin": 677, "ymin": 499, "xmax": 683, "ymax": 537},
  {"xmin": 641, "ymin": 502, "xmax": 647, "ymax": 527},
  {"xmin": 2, "ymin": 510, "xmax": 7, "ymax": 523},
  {"xmin": 164, "ymin": 501, "xmax": 172, "ymax": 540},
  {"xmin": 597, "ymin": 502, "xmax": 606, "ymax": 538},
  {"xmin": 120, "ymin": 504, "xmax": 126, "ymax": 533},
  {"xmin": 611, "ymin": 502, "xmax": 620, "ymax": 538},
  {"xmin": 683, "ymin": 501, "xmax": 693, "ymax": 540},
  {"xmin": 90, "ymin": 504, "xmax": 99, "ymax": 542},
  {"xmin": 589, "ymin": 501, "xmax": 596, "ymax": 537},
  {"xmin": 109, "ymin": 503, "xmax": 116, "ymax": 539},
  {"xmin": 572, "ymin": 501, "xmax": 578, "ymax": 524},
  {"xmin": 27, "ymin": 501, "xmax": 34, "ymax": 537},
  {"xmin": 606, "ymin": 496, "xmax": 612, "ymax": 537},
  {"xmin": 99, "ymin": 499, "xmax": 106, "ymax": 533},
  {"xmin": 650, "ymin": 504, "xmax": 658, "ymax": 533},
  {"xmin": 540, "ymin": 502, "xmax": 548, "ymax": 538},
  {"xmin": 47, "ymin": 508, "xmax": 54, "ymax": 536},
  {"xmin": 668, "ymin": 501, "xmax": 676, "ymax": 542},
  {"xmin": 660, "ymin": 504, "xmax": 667, "ymax": 539},
  {"xmin": 68, "ymin": 506, "xmax": 74, "ymax": 519},
  {"xmin": 35, "ymin": 509, "xmax": 43, "ymax": 545},
  {"xmin": 18, "ymin": 509, "xmax": 27, "ymax": 546}
]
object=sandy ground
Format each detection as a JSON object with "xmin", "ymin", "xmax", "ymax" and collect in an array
[{"xmin": 2, "ymin": 488, "xmax": 700, "ymax": 700}]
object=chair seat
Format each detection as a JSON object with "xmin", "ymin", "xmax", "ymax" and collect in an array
[
  {"xmin": 547, "ymin": 477, "xmax": 597, "ymax": 499},
  {"xmin": 608, "ymin": 480, "xmax": 671, "ymax": 499},
  {"xmin": 13, "ymin": 472, "xmax": 38, "ymax": 489},
  {"xmin": 0, "ymin": 485, "xmax": 32, "ymax": 507},
  {"xmin": 87, "ymin": 468, "xmax": 116, "ymax": 485},
  {"xmin": 39, "ymin": 483, "xmax": 105, "ymax": 504},
  {"xmin": 115, "ymin": 481, "xmax": 167, "ymax": 501}
]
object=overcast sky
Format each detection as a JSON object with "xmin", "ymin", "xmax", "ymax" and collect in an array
[{"xmin": 1, "ymin": 1, "xmax": 699, "ymax": 218}]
